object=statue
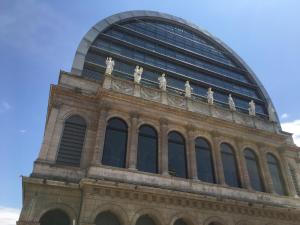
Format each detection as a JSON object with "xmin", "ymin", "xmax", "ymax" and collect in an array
[
  {"xmin": 249, "ymin": 100, "xmax": 256, "ymax": 116},
  {"xmin": 268, "ymin": 103, "xmax": 276, "ymax": 122},
  {"xmin": 185, "ymin": 81, "xmax": 193, "ymax": 98},
  {"xmin": 105, "ymin": 57, "xmax": 115, "ymax": 75},
  {"xmin": 207, "ymin": 87, "xmax": 214, "ymax": 105},
  {"xmin": 134, "ymin": 65, "xmax": 143, "ymax": 84},
  {"xmin": 158, "ymin": 73, "xmax": 167, "ymax": 91},
  {"xmin": 228, "ymin": 94, "xmax": 236, "ymax": 111}
]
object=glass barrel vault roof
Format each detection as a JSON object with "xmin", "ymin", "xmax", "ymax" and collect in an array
[{"xmin": 71, "ymin": 11, "xmax": 279, "ymax": 120}]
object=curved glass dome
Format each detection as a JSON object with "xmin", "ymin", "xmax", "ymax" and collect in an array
[{"xmin": 72, "ymin": 11, "xmax": 279, "ymax": 120}]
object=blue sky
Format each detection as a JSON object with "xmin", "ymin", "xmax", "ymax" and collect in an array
[{"xmin": 0, "ymin": 0, "xmax": 300, "ymax": 224}]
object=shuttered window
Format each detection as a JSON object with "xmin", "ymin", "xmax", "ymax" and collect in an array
[{"xmin": 56, "ymin": 115, "xmax": 86, "ymax": 167}]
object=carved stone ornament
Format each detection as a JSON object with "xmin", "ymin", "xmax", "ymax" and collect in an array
[
  {"xmin": 133, "ymin": 65, "xmax": 143, "ymax": 84},
  {"xmin": 185, "ymin": 80, "xmax": 193, "ymax": 98},
  {"xmin": 158, "ymin": 73, "xmax": 167, "ymax": 91},
  {"xmin": 248, "ymin": 100, "xmax": 256, "ymax": 116},
  {"xmin": 112, "ymin": 79, "xmax": 134, "ymax": 95},
  {"xmin": 207, "ymin": 87, "xmax": 214, "ymax": 105},
  {"xmin": 105, "ymin": 57, "xmax": 115, "ymax": 75},
  {"xmin": 228, "ymin": 93, "xmax": 236, "ymax": 111}
]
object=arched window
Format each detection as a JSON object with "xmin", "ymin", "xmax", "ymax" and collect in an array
[
  {"xmin": 102, "ymin": 118, "xmax": 128, "ymax": 168},
  {"xmin": 244, "ymin": 148, "xmax": 264, "ymax": 192},
  {"xmin": 168, "ymin": 131, "xmax": 187, "ymax": 178},
  {"xmin": 174, "ymin": 219, "xmax": 188, "ymax": 225},
  {"xmin": 221, "ymin": 143, "xmax": 241, "ymax": 188},
  {"xmin": 267, "ymin": 153, "xmax": 287, "ymax": 195},
  {"xmin": 136, "ymin": 215, "xmax": 156, "ymax": 225},
  {"xmin": 40, "ymin": 209, "xmax": 70, "ymax": 225},
  {"xmin": 137, "ymin": 125, "xmax": 158, "ymax": 173},
  {"xmin": 195, "ymin": 137, "xmax": 215, "ymax": 183},
  {"xmin": 95, "ymin": 211, "xmax": 121, "ymax": 225},
  {"xmin": 56, "ymin": 115, "xmax": 87, "ymax": 167}
]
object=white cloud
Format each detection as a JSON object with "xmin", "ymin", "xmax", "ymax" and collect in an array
[
  {"xmin": 19, "ymin": 129, "xmax": 27, "ymax": 134},
  {"xmin": 280, "ymin": 113, "xmax": 289, "ymax": 119},
  {"xmin": 281, "ymin": 120, "xmax": 300, "ymax": 146},
  {"xmin": 0, "ymin": 206, "xmax": 20, "ymax": 225},
  {"xmin": 0, "ymin": 101, "xmax": 11, "ymax": 113}
]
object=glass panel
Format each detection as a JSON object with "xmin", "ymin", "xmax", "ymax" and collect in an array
[
  {"xmin": 221, "ymin": 143, "xmax": 241, "ymax": 188},
  {"xmin": 244, "ymin": 148, "xmax": 264, "ymax": 192},
  {"xmin": 267, "ymin": 153, "xmax": 286, "ymax": 195},
  {"xmin": 195, "ymin": 138, "xmax": 215, "ymax": 183},
  {"xmin": 137, "ymin": 125, "xmax": 158, "ymax": 173},
  {"xmin": 102, "ymin": 118, "xmax": 128, "ymax": 168},
  {"xmin": 168, "ymin": 131, "xmax": 187, "ymax": 178}
]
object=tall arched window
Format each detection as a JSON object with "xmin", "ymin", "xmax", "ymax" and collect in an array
[
  {"xmin": 221, "ymin": 143, "xmax": 241, "ymax": 188},
  {"xmin": 102, "ymin": 118, "xmax": 128, "ymax": 168},
  {"xmin": 40, "ymin": 209, "xmax": 70, "ymax": 225},
  {"xmin": 195, "ymin": 137, "xmax": 215, "ymax": 183},
  {"xmin": 137, "ymin": 125, "xmax": 158, "ymax": 173},
  {"xmin": 168, "ymin": 131, "xmax": 187, "ymax": 178},
  {"xmin": 56, "ymin": 115, "xmax": 87, "ymax": 167},
  {"xmin": 267, "ymin": 153, "xmax": 287, "ymax": 195},
  {"xmin": 136, "ymin": 215, "xmax": 156, "ymax": 225},
  {"xmin": 244, "ymin": 148, "xmax": 264, "ymax": 192},
  {"xmin": 95, "ymin": 211, "xmax": 121, "ymax": 225}
]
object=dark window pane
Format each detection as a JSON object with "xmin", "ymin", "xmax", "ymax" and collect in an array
[
  {"xmin": 102, "ymin": 118, "xmax": 128, "ymax": 168},
  {"xmin": 136, "ymin": 215, "xmax": 156, "ymax": 225},
  {"xmin": 168, "ymin": 131, "xmax": 187, "ymax": 178},
  {"xmin": 95, "ymin": 212, "xmax": 121, "ymax": 225},
  {"xmin": 195, "ymin": 137, "xmax": 215, "ymax": 183},
  {"xmin": 56, "ymin": 115, "xmax": 86, "ymax": 167},
  {"xmin": 40, "ymin": 209, "xmax": 70, "ymax": 225},
  {"xmin": 267, "ymin": 153, "xmax": 287, "ymax": 195},
  {"xmin": 221, "ymin": 143, "xmax": 241, "ymax": 188},
  {"xmin": 137, "ymin": 125, "xmax": 158, "ymax": 173},
  {"xmin": 174, "ymin": 219, "xmax": 187, "ymax": 225},
  {"xmin": 244, "ymin": 148, "xmax": 264, "ymax": 192}
]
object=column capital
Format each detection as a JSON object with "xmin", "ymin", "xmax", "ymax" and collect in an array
[
  {"xmin": 130, "ymin": 111, "xmax": 140, "ymax": 119},
  {"xmin": 159, "ymin": 118, "xmax": 168, "ymax": 126}
]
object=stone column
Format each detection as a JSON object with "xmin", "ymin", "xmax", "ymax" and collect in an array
[
  {"xmin": 91, "ymin": 107, "xmax": 109, "ymax": 165},
  {"xmin": 278, "ymin": 147, "xmax": 297, "ymax": 197},
  {"xmin": 160, "ymin": 118, "xmax": 169, "ymax": 176},
  {"xmin": 235, "ymin": 138, "xmax": 251, "ymax": 189},
  {"xmin": 257, "ymin": 145, "xmax": 274, "ymax": 193},
  {"xmin": 38, "ymin": 103, "xmax": 60, "ymax": 161},
  {"xmin": 211, "ymin": 133, "xmax": 225, "ymax": 185},
  {"xmin": 186, "ymin": 125, "xmax": 197, "ymax": 179},
  {"xmin": 128, "ymin": 112, "xmax": 139, "ymax": 170}
]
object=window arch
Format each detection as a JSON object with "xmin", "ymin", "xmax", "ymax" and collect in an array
[
  {"xmin": 267, "ymin": 153, "xmax": 287, "ymax": 195},
  {"xmin": 137, "ymin": 125, "xmax": 158, "ymax": 173},
  {"xmin": 136, "ymin": 215, "xmax": 157, "ymax": 225},
  {"xmin": 95, "ymin": 211, "xmax": 121, "ymax": 225},
  {"xmin": 102, "ymin": 118, "xmax": 128, "ymax": 168},
  {"xmin": 244, "ymin": 148, "xmax": 264, "ymax": 192},
  {"xmin": 195, "ymin": 137, "xmax": 215, "ymax": 183},
  {"xmin": 56, "ymin": 115, "xmax": 87, "ymax": 167},
  {"xmin": 220, "ymin": 143, "xmax": 241, "ymax": 188},
  {"xmin": 39, "ymin": 209, "xmax": 70, "ymax": 225},
  {"xmin": 168, "ymin": 131, "xmax": 187, "ymax": 178}
]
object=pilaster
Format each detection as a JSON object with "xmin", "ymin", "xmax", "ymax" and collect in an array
[
  {"xmin": 159, "ymin": 118, "xmax": 169, "ymax": 176},
  {"xmin": 211, "ymin": 133, "xmax": 225, "ymax": 185},
  {"xmin": 128, "ymin": 112, "xmax": 139, "ymax": 169},
  {"xmin": 186, "ymin": 125, "xmax": 197, "ymax": 179}
]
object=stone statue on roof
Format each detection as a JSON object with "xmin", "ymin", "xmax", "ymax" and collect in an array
[
  {"xmin": 134, "ymin": 66, "xmax": 143, "ymax": 84},
  {"xmin": 158, "ymin": 73, "xmax": 167, "ymax": 91},
  {"xmin": 249, "ymin": 100, "xmax": 256, "ymax": 116},
  {"xmin": 207, "ymin": 87, "xmax": 214, "ymax": 105},
  {"xmin": 228, "ymin": 94, "xmax": 236, "ymax": 111},
  {"xmin": 185, "ymin": 81, "xmax": 193, "ymax": 98},
  {"xmin": 105, "ymin": 57, "xmax": 115, "ymax": 75}
]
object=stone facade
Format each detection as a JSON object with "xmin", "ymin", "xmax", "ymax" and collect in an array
[
  {"xmin": 17, "ymin": 10, "xmax": 300, "ymax": 225},
  {"xmin": 18, "ymin": 71, "xmax": 300, "ymax": 225}
]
